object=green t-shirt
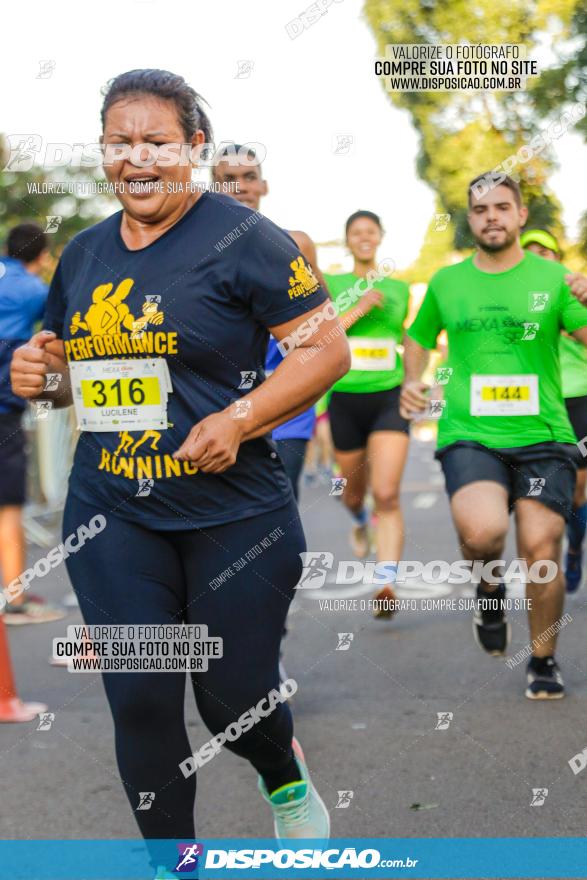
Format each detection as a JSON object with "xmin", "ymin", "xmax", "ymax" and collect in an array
[
  {"xmin": 324, "ymin": 272, "xmax": 410, "ymax": 393},
  {"xmin": 315, "ymin": 392, "xmax": 331, "ymax": 417},
  {"xmin": 560, "ymin": 333, "xmax": 587, "ymax": 399},
  {"xmin": 407, "ymin": 251, "xmax": 587, "ymax": 449}
]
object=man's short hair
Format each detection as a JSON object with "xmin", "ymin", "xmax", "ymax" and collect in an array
[
  {"xmin": 467, "ymin": 172, "xmax": 522, "ymax": 207},
  {"xmin": 7, "ymin": 223, "xmax": 47, "ymax": 263},
  {"xmin": 214, "ymin": 143, "xmax": 262, "ymax": 171}
]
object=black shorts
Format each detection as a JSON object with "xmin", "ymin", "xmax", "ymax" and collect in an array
[
  {"xmin": 328, "ymin": 387, "xmax": 409, "ymax": 452},
  {"xmin": 436, "ymin": 440, "xmax": 578, "ymax": 522},
  {"xmin": 565, "ymin": 395, "xmax": 587, "ymax": 470},
  {"xmin": 0, "ymin": 411, "xmax": 26, "ymax": 506}
]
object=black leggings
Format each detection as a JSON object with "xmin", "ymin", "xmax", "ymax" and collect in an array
[
  {"xmin": 62, "ymin": 493, "xmax": 305, "ymax": 841},
  {"xmin": 275, "ymin": 438, "xmax": 308, "ymax": 501}
]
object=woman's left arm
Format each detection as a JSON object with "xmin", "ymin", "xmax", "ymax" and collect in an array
[
  {"xmin": 241, "ymin": 304, "xmax": 350, "ymax": 438},
  {"xmin": 174, "ymin": 304, "xmax": 350, "ymax": 472}
]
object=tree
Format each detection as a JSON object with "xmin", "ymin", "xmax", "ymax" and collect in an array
[
  {"xmin": 531, "ymin": 0, "xmax": 587, "ymax": 255},
  {"xmin": 0, "ymin": 135, "xmax": 113, "ymax": 254},
  {"xmin": 363, "ymin": 0, "xmax": 582, "ymax": 268}
]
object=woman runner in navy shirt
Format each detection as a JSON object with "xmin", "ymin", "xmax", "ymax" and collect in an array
[{"xmin": 11, "ymin": 69, "xmax": 349, "ymax": 873}]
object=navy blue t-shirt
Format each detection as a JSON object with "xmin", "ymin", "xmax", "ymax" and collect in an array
[{"xmin": 43, "ymin": 192, "xmax": 327, "ymax": 529}]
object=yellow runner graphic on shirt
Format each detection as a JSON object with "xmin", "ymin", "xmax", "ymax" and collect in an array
[
  {"xmin": 70, "ymin": 278, "xmax": 164, "ymax": 336},
  {"xmin": 65, "ymin": 276, "xmax": 194, "ymax": 481},
  {"xmin": 64, "ymin": 278, "xmax": 178, "ymax": 362},
  {"xmin": 288, "ymin": 257, "xmax": 320, "ymax": 300},
  {"xmin": 98, "ymin": 429, "xmax": 198, "ymax": 480}
]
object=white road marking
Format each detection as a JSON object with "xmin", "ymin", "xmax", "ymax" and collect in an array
[{"xmin": 413, "ymin": 493, "xmax": 438, "ymax": 509}]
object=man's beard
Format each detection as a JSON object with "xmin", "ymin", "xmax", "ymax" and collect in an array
[{"xmin": 474, "ymin": 228, "xmax": 517, "ymax": 253}]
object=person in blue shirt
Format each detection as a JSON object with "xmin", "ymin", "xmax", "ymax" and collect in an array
[
  {"xmin": 212, "ymin": 145, "xmax": 327, "ymax": 501},
  {"xmin": 11, "ymin": 69, "xmax": 349, "ymax": 869},
  {"xmin": 0, "ymin": 223, "xmax": 64, "ymax": 625},
  {"xmin": 0, "ymin": 224, "xmax": 48, "ymax": 413}
]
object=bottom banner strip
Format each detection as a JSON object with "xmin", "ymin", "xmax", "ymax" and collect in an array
[{"xmin": 1, "ymin": 838, "xmax": 585, "ymax": 879}]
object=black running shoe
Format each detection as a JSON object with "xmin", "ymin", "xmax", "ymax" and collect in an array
[
  {"xmin": 472, "ymin": 584, "xmax": 510, "ymax": 656},
  {"xmin": 525, "ymin": 656, "xmax": 565, "ymax": 700}
]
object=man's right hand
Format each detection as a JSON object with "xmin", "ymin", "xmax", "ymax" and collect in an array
[
  {"xmin": 10, "ymin": 330, "xmax": 58, "ymax": 399},
  {"xmin": 400, "ymin": 380, "xmax": 430, "ymax": 420}
]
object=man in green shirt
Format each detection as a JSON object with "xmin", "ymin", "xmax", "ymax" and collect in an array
[
  {"xmin": 520, "ymin": 229, "xmax": 587, "ymax": 594},
  {"xmin": 401, "ymin": 172, "xmax": 587, "ymax": 700}
]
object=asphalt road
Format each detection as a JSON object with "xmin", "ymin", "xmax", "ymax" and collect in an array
[{"xmin": 2, "ymin": 437, "xmax": 587, "ymax": 870}]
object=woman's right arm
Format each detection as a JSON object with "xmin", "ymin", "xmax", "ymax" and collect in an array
[
  {"xmin": 10, "ymin": 330, "xmax": 73, "ymax": 407},
  {"xmin": 338, "ymin": 288, "xmax": 383, "ymax": 330}
]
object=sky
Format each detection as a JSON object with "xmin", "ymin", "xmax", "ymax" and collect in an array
[{"xmin": 1, "ymin": 0, "xmax": 585, "ymax": 271}]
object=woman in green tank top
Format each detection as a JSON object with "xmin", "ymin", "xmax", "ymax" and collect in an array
[{"xmin": 324, "ymin": 211, "xmax": 411, "ymax": 620}]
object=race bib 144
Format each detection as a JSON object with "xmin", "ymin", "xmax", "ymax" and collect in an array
[{"xmin": 470, "ymin": 374, "xmax": 539, "ymax": 416}]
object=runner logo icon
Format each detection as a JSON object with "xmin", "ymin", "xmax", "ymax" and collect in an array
[
  {"xmin": 32, "ymin": 400, "xmax": 53, "ymax": 420},
  {"xmin": 136, "ymin": 792, "xmax": 155, "ymax": 811},
  {"xmin": 175, "ymin": 843, "xmax": 204, "ymax": 872},
  {"xmin": 333, "ymin": 134, "xmax": 354, "ymax": 155},
  {"xmin": 435, "ymin": 712, "xmax": 453, "ymax": 730},
  {"xmin": 44, "ymin": 373, "xmax": 61, "ymax": 391},
  {"xmin": 232, "ymin": 399, "xmax": 252, "ymax": 419},
  {"xmin": 336, "ymin": 632, "xmax": 354, "ymax": 651},
  {"xmin": 238, "ymin": 370, "xmax": 256, "ymax": 390},
  {"xmin": 435, "ymin": 367, "xmax": 453, "ymax": 385},
  {"xmin": 297, "ymin": 552, "xmax": 334, "ymax": 589},
  {"xmin": 335, "ymin": 790, "xmax": 354, "ymax": 808},
  {"xmin": 530, "ymin": 788, "xmax": 548, "ymax": 806},
  {"xmin": 44, "ymin": 215, "xmax": 62, "ymax": 233},
  {"xmin": 433, "ymin": 213, "xmax": 451, "ymax": 232},
  {"xmin": 427, "ymin": 399, "xmax": 446, "ymax": 419},
  {"xmin": 36, "ymin": 712, "xmax": 55, "ymax": 731},
  {"xmin": 522, "ymin": 322, "xmax": 539, "ymax": 340},
  {"xmin": 235, "ymin": 60, "xmax": 254, "ymax": 79},
  {"xmin": 527, "ymin": 477, "xmax": 546, "ymax": 497},
  {"xmin": 330, "ymin": 477, "xmax": 347, "ymax": 496},
  {"xmin": 528, "ymin": 292, "xmax": 550, "ymax": 312}
]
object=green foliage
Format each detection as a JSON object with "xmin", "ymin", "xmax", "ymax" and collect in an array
[
  {"xmin": 0, "ymin": 135, "xmax": 112, "ymax": 253},
  {"xmin": 531, "ymin": 0, "xmax": 587, "ymax": 256},
  {"xmin": 363, "ymin": 0, "xmax": 582, "ymax": 269},
  {"xmin": 531, "ymin": 0, "xmax": 587, "ymax": 140}
]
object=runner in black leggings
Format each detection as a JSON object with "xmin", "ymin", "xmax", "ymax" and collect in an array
[
  {"xmin": 11, "ymin": 68, "xmax": 349, "ymax": 877},
  {"xmin": 62, "ymin": 494, "xmax": 304, "ymax": 839}
]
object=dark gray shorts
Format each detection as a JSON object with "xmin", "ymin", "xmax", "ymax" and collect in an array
[
  {"xmin": 0, "ymin": 411, "xmax": 26, "ymax": 506},
  {"xmin": 436, "ymin": 440, "xmax": 578, "ymax": 522}
]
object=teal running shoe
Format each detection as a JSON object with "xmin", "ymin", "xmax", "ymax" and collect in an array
[
  {"xmin": 259, "ymin": 737, "xmax": 330, "ymax": 841},
  {"xmin": 153, "ymin": 867, "xmax": 177, "ymax": 879}
]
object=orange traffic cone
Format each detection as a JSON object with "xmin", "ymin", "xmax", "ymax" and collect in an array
[{"xmin": 0, "ymin": 616, "xmax": 47, "ymax": 722}]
